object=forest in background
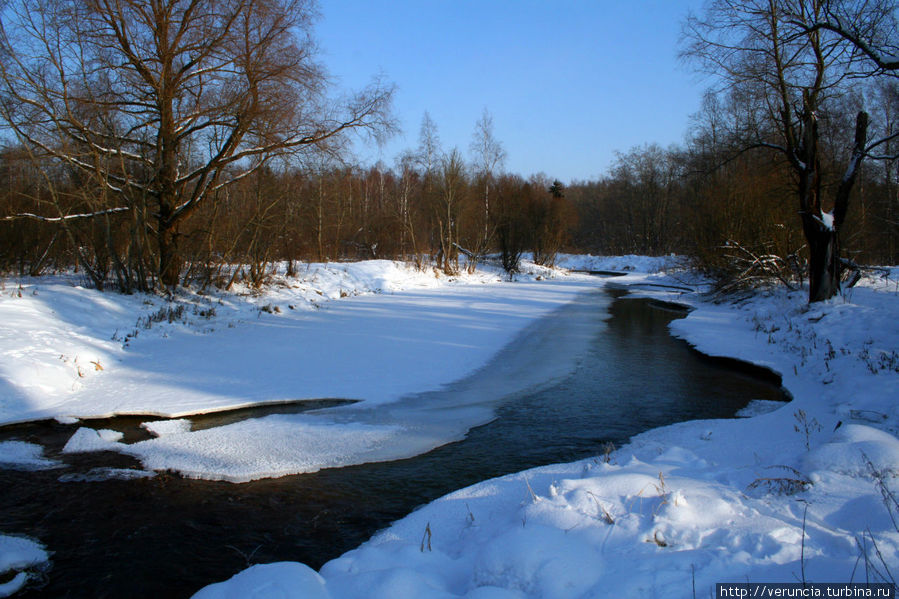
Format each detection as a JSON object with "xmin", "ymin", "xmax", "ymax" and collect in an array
[
  {"xmin": 1, "ymin": 1, "xmax": 897, "ymax": 295},
  {"xmin": 3, "ymin": 93, "xmax": 896, "ymax": 292}
]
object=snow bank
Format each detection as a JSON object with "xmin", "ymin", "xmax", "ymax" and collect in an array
[
  {"xmin": 140, "ymin": 419, "xmax": 192, "ymax": 437},
  {"xmin": 62, "ymin": 427, "xmax": 123, "ymax": 453},
  {"xmin": 556, "ymin": 253, "xmax": 681, "ymax": 273},
  {"xmin": 190, "ymin": 263, "xmax": 899, "ymax": 598},
  {"xmin": 0, "ymin": 281, "xmax": 131, "ymax": 422},
  {"xmin": 192, "ymin": 562, "xmax": 330, "ymax": 599},
  {"xmin": 2, "ymin": 259, "xmax": 609, "ymax": 481},
  {"xmin": 0, "ymin": 260, "xmax": 599, "ymax": 425},
  {"xmin": 121, "ymin": 417, "xmax": 404, "ymax": 482},
  {"xmin": 58, "ymin": 285, "xmax": 611, "ymax": 481},
  {"xmin": 802, "ymin": 424, "xmax": 899, "ymax": 478}
]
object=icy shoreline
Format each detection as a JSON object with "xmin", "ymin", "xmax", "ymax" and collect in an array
[
  {"xmin": 1, "ymin": 256, "xmax": 897, "ymax": 598},
  {"xmin": 0, "ymin": 260, "xmax": 617, "ymax": 482},
  {"xmin": 195, "ymin": 259, "xmax": 899, "ymax": 599},
  {"xmin": 0, "ymin": 260, "xmax": 604, "ymax": 426}
]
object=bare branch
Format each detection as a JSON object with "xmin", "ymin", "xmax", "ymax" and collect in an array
[
  {"xmin": 1, "ymin": 206, "xmax": 131, "ymax": 222},
  {"xmin": 0, "ymin": 0, "xmax": 395, "ymax": 286}
]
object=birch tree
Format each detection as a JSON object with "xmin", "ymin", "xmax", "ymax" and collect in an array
[
  {"xmin": 435, "ymin": 148, "xmax": 465, "ymax": 274},
  {"xmin": 469, "ymin": 108, "xmax": 505, "ymax": 260}
]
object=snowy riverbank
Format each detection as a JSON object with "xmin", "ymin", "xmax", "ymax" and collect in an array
[
  {"xmin": 1, "ymin": 256, "xmax": 897, "ymax": 597},
  {"xmin": 0, "ymin": 260, "xmax": 601, "ymax": 424},
  {"xmin": 0, "ymin": 260, "xmax": 618, "ymax": 484},
  {"xmin": 197, "ymin": 259, "xmax": 899, "ymax": 599}
]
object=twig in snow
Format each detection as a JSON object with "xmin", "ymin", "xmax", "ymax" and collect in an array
[
  {"xmin": 523, "ymin": 475, "xmax": 539, "ymax": 502},
  {"xmin": 420, "ymin": 522, "xmax": 432, "ymax": 552},
  {"xmin": 586, "ymin": 491, "xmax": 615, "ymax": 525}
]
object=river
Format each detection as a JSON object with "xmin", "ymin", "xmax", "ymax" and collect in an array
[{"xmin": 0, "ymin": 289, "xmax": 785, "ymax": 598}]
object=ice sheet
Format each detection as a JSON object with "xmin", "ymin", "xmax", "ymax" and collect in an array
[{"xmin": 86, "ymin": 290, "xmax": 612, "ymax": 481}]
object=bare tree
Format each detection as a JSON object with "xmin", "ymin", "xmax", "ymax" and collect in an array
[
  {"xmin": 416, "ymin": 111, "xmax": 442, "ymax": 185},
  {"xmin": 468, "ymin": 107, "xmax": 506, "ymax": 261},
  {"xmin": 436, "ymin": 148, "xmax": 465, "ymax": 274},
  {"xmin": 394, "ymin": 151, "xmax": 422, "ymax": 264},
  {"xmin": 492, "ymin": 174, "xmax": 530, "ymax": 274},
  {"xmin": 788, "ymin": 0, "xmax": 899, "ymax": 73},
  {"xmin": 870, "ymin": 80, "xmax": 899, "ymax": 262},
  {"xmin": 683, "ymin": 0, "xmax": 897, "ymax": 302},
  {"xmin": 413, "ymin": 111, "xmax": 443, "ymax": 265},
  {"xmin": 531, "ymin": 178, "xmax": 568, "ymax": 267},
  {"xmin": 0, "ymin": 0, "xmax": 393, "ymax": 288}
]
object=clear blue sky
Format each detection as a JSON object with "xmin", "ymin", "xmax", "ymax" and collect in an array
[{"xmin": 316, "ymin": 1, "xmax": 706, "ymax": 183}]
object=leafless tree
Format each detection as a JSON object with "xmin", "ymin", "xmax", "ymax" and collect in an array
[
  {"xmin": 0, "ymin": 0, "xmax": 393, "ymax": 288},
  {"xmin": 394, "ymin": 151, "xmax": 422, "ymax": 264},
  {"xmin": 468, "ymin": 107, "xmax": 506, "ymax": 262},
  {"xmin": 416, "ymin": 112, "xmax": 441, "ymax": 185},
  {"xmin": 788, "ymin": 0, "xmax": 899, "ymax": 73},
  {"xmin": 436, "ymin": 148, "xmax": 465, "ymax": 274},
  {"xmin": 683, "ymin": 0, "xmax": 899, "ymax": 302}
]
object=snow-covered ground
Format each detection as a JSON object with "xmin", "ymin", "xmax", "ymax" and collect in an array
[
  {"xmin": 0, "ymin": 260, "xmax": 596, "ymax": 424},
  {"xmin": 0, "ymin": 259, "xmax": 614, "ymax": 482},
  {"xmin": 1, "ymin": 255, "xmax": 897, "ymax": 597},
  {"xmin": 194, "ymin": 258, "xmax": 899, "ymax": 598}
]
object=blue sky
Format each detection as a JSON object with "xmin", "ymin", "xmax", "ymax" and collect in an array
[{"xmin": 316, "ymin": 1, "xmax": 706, "ymax": 183}]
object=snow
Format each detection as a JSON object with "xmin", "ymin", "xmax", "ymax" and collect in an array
[
  {"xmin": 556, "ymin": 253, "xmax": 679, "ymax": 273},
  {"xmin": 802, "ymin": 424, "xmax": 899, "ymax": 478},
  {"xmin": 61, "ymin": 427, "xmax": 124, "ymax": 453},
  {"xmin": 0, "ymin": 535, "xmax": 48, "ymax": 598},
  {"xmin": 122, "ymin": 418, "xmax": 404, "ymax": 481},
  {"xmin": 1, "ymin": 259, "xmax": 609, "ymax": 481},
  {"xmin": 0, "ymin": 260, "xmax": 599, "ymax": 425},
  {"xmin": 818, "ymin": 210, "xmax": 835, "ymax": 231},
  {"xmin": 140, "ymin": 419, "xmax": 192, "ymax": 437},
  {"xmin": 192, "ymin": 563, "xmax": 330, "ymax": 599},
  {"xmin": 87, "ymin": 286, "xmax": 609, "ymax": 481},
  {"xmin": 192, "ymin": 259, "xmax": 899, "ymax": 598},
  {"xmin": 1, "ymin": 255, "xmax": 898, "ymax": 597},
  {"xmin": 0, "ymin": 440, "xmax": 61, "ymax": 471}
]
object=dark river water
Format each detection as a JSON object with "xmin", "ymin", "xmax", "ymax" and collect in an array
[{"xmin": 0, "ymin": 291, "xmax": 785, "ymax": 598}]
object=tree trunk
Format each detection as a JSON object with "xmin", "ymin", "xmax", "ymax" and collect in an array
[
  {"xmin": 158, "ymin": 219, "xmax": 181, "ymax": 288},
  {"xmin": 796, "ymin": 102, "xmax": 867, "ymax": 304},
  {"xmin": 803, "ymin": 214, "xmax": 841, "ymax": 302},
  {"xmin": 802, "ymin": 110, "xmax": 868, "ymax": 303}
]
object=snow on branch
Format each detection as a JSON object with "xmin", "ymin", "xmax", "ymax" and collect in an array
[
  {"xmin": 1, "ymin": 206, "xmax": 131, "ymax": 222},
  {"xmin": 715, "ymin": 239, "xmax": 804, "ymax": 294}
]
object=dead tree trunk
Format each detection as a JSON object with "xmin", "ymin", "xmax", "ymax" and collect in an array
[
  {"xmin": 803, "ymin": 214, "xmax": 841, "ymax": 302},
  {"xmin": 798, "ymin": 100, "xmax": 869, "ymax": 303}
]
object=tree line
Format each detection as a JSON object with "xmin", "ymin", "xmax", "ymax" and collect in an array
[
  {"xmin": 570, "ymin": 78, "xmax": 899, "ymax": 281},
  {"xmin": 0, "ymin": 101, "xmax": 575, "ymax": 289},
  {"xmin": 1, "ymin": 0, "xmax": 898, "ymax": 301}
]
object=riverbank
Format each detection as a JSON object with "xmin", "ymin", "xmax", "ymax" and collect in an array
[
  {"xmin": 1, "ymin": 257, "xmax": 896, "ymax": 597},
  {"xmin": 193, "ymin": 258, "xmax": 898, "ymax": 599},
  {"xmin": 0, "ymin": 260, "xmax": 609, "ymax": 425},
  {"xmin": 0, "ymin": 257, "xmax": 625, "ymax": 595},
  {"xmin": 0, "ymin": 260, "xmax": 624, "ymax": 486}
]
